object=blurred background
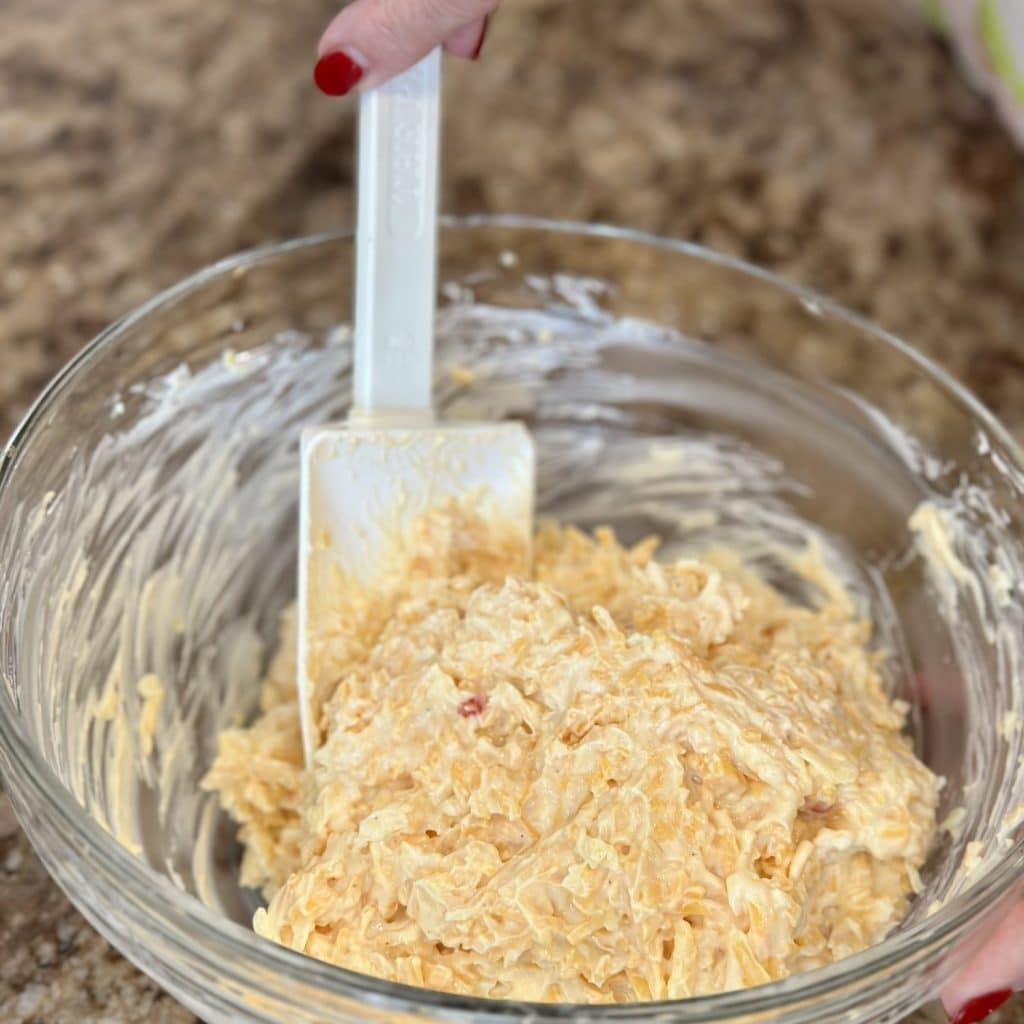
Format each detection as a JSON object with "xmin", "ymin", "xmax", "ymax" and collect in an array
[{"xmin": 1, "ymin": 0, "xmax": 1022, "ymax": 1020}]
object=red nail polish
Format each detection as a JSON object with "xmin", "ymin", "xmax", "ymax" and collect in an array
[
  {"xmin": 313, "ymin": 51, "xmax": 364, "ymax": 96},
  {"xmin": 951, "ymin": 989, "xmax": 1013, "ymax": 1024},
  {"xmin": 471, "ymin": 15, "xmax": 490, "ymax": 60}
]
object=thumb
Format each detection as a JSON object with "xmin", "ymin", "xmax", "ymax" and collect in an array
[{"xmin": 316, "ymin": 0, "xmax": 498, "ymax": 93}]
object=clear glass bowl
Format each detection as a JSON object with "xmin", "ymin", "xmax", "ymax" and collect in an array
[{"xmin": 1, "ymin": 217, "xmax": 1022, "ymax": 1024}]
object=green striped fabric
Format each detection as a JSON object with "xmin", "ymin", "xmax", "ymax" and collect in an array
[{"xmin": 922, "ymin": 0, "xmax": 1024, "ymax": 144}]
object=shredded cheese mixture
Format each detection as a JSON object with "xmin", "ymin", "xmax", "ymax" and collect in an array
[{"xmin": 204, "ymin": 507, "xmax": 939, "ymax": 1002}]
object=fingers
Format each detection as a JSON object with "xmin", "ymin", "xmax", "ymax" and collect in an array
[
  {"xmin": 442, "ymin": 16, "xmax": 489, "ymax": 61},
  {"xmin": 942, "ymin": 902, "xmax": 1024, "ymax": 1023},
  {"xmin": 315, "ymin": 0, "xmax": 498, "ymax": 94}
]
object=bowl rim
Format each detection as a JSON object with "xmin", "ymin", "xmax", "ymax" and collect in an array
[{"xmin": 2, "ymin": 213, "xmax": 1023, "ymax": 1020}]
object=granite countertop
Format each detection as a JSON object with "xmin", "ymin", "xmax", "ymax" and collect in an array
[{"xmin": 1, "ymin": 0, "xmax": 1022, "ymax": 1020}]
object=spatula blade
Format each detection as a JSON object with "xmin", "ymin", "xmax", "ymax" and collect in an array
[{"xmin": 297, "ymin": 421, "xmax": 534, "ymax": 763}]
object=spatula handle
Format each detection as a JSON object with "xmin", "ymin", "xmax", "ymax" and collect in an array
[{"xmin": 352, "ymin": 49, "xmax": 441, "ymax": 418}]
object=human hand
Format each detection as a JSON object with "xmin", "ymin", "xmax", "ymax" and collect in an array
[
  {"xmin": 313, "ymin": 0, "xmax": 499, "ymax": 96},
  {"xmin": 942, "ymin": 901, "xmax": 1024, "ymax": 1023}
]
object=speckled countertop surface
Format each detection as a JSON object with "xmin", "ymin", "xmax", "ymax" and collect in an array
[{"xmin": 1, "ymin": 1, "xmax": 1022, "ymax": 1021}]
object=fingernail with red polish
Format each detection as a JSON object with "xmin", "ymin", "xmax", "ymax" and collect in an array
[
  {"xmin": 471, "ymin": 15, "xmax": 490, "ymax": 60},
  {"xmin": 314, "ymin": 51, "xmax": 364, "ymax": 96},
  {"xmin": 951, "ymin": 989, "xmax": 1013, "ymax": 1024}
]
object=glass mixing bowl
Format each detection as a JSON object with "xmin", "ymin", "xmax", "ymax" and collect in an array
[{"xmin": 1, "ymin": 217, "xmax": 1022, "ymax": 1024}]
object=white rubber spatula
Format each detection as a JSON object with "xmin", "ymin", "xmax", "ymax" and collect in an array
[{"xmin": 297, "ymin": 50, "xmax": 535, "ymax": 768}]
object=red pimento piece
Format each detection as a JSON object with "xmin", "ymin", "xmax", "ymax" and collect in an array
[
  {"xmin": 804, "ymin": 799, "xmax": 835, "ymax": 815},
  {"xmin": 457, "ymin": 695, "xmax": 486, "ymax": 718}
]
